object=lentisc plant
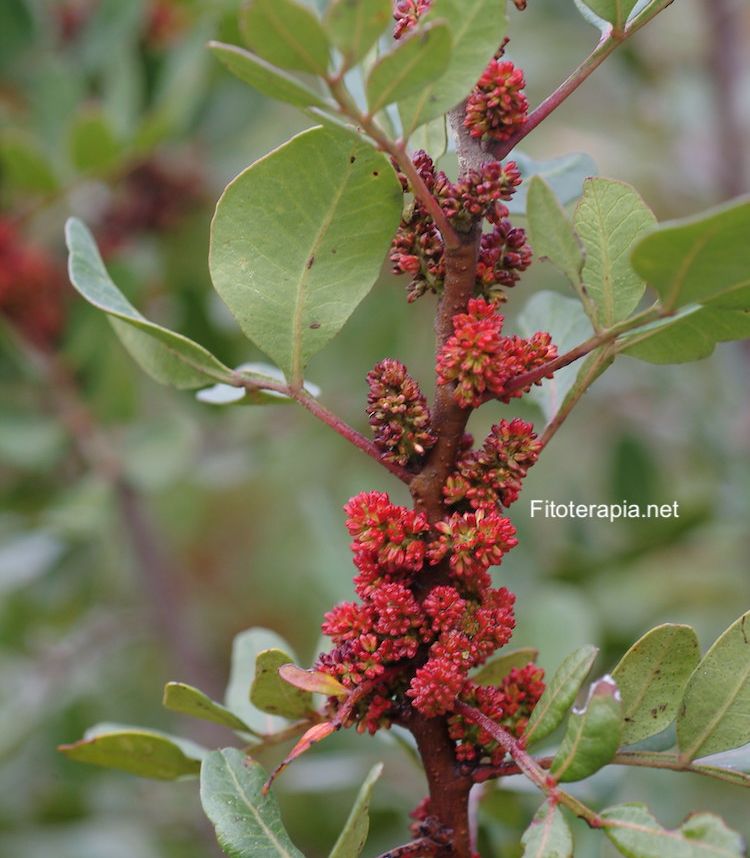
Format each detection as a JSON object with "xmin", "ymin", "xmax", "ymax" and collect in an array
[{"xmin": 60, "ymin": 1, "xmax": 750, "ymax": 856}]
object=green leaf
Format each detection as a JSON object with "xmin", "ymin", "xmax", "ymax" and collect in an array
[
  {"xmin": 239, "ymin": 0, "xmax": 330, "ymax": 75},
  {"xmin": 65, "ymin": 218, "xmax": 237, "ymax": 389},
  {"xmin": 551, "ymin": 676, "xmax": 623, "ymax": 782},
  {"xmin": 324, "ymin": 0, "xmax": 391, "ymax": 66},
  {"xmin": 527, "ymin": 177, "xmax": 585, "ymax": 292},
  {"xmin": 59, "ymin": 725, "xmax": 203, "ymax": 780},
  {"xmin": 620, "ymin": 306, "xmax": 750, "ymax": 364},
  {"xmin": 200, "ymin": 749, "xmax": 304, "ymax": 858},
  {"xmin": 509, "ymin": 152, "xmax": 597, "ymax": 216},
  {"xmin": 209, "ymin": 42, "xmax": 331, "ymax": 109},
  {"xmin": 576, "ymin": 0, "xmax": 639, "ymax": 30},
  {"xmin": 573, "ymin": 178, "xmax": 656, "ymax": 329},
  {"xmin": 472, "ymin": 647, "xmax": 540, "ymax": 686},
  {"xmin": 630, "ymin": 196, "xmax": 750, "ymax": 312},
  {"xmin": 250, "ymin": 650, "xmax": 314, "ymax": 720},
  {"xmin": 225, "ymin": 629, "xmax": 296, "ymax": 735},
  {"xmin": 409, "ymin": 115, "xmax": 448, "ymax": 162},
  {"xmin": 677, "ymin": 611, "xmax": 750, "ymax": 762},
  {"xmin": 601, "ymin": 804, "xmax": 745, "ymax": 858},
  {"xmin": 399, "ymin": 0, "xmax": 506, "ymax": 134},
  {"xmin": 68, "ymin": 107, "xmax": 122, "ymax": 173},
  {"xmin": 0, "ymin": 129, "xmax": 58, "ymax": 193},
  {"xmin": 209, "ymin": 126, "xmax": 403, "ymax": 384},
  {"xmin": 517, "ymin": 292, "xmax": 594, "ymax": 422},
  {"xmin": 366, "ymin": 22, "xmax": 452, "ymax": 116},
  {"xmin": 329, "ymin": 763, "xmax": 383, "ymax": 858},
  {"xmin": 612, "ymin": 624, "xmax": 700, "ymax": 745},
  {"xmin": 524, "ymin": 644, "xmax": 598, "ymax": 746},
  {"xmin": 163, "ymin": 682, "xmax": 257, "ymax": 735},
  {"xmin": 521, "ymin": 801, "xmax": 574, "ymax": 858}
]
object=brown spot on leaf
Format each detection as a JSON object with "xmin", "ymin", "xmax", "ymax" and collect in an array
[
  {"xmin": 309, "ymin": 322, "xmax": 321, "ymax": 330},
  {"xmin": 307, "ymin": 255, "xmax": 315, "ymax": 269}
]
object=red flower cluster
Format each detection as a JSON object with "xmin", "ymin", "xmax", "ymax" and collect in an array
[
  {"xmin": 97, "ymin": 159, "xmax": 204, "ymax": 257},
  {"xmin": 0, "ymin": 219, "xmax": 67, "ymax": 350},
  {"xmin": 390, "ymin": 152, "xmax": 530, "ymax": 304},
  {"xmin": 444, "ymin": 418, "xmax": 541, "ymax": 511},
  {"xmin": 448, "ymin": 663, "xmax": 546, "ymax": 763},
  {"xmin": 476, "ymin": 221, "xmax": 533, "ymax": 302},
  {"xmin": 393, "ymin": 0, "xmax": 432, "ymax": 39},
  {"xmin": 436, "ymin": 297, "xmax": 557, "ymax": 408},
  {"xmin": 317, "ymin": 491, "xmax": 521, "ymax": 732},
  {"xmin": 464, "ymin": 59, "xmax": 528, "ymax": 143},
  {"xmin": 367, "ymin": 359, "xmax": 437, "ymax": 466}
]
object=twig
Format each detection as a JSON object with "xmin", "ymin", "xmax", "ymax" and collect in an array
[
  {"xmin": 489, "ymin": 0, "xmax": 677, "ymax": 161},
  {"xmin": 454, "ymin": 702, "xmax": 604, "ymax": 828},
  {"xmin": 325, "ymin": 76, "xmax": 461, "ymax": 249}
]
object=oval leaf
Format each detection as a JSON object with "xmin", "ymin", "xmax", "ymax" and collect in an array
[
  {"xmin": 577, "ymin": 0, "xmax": 639, "ymax": 30},
  {"xmin": 225, "ymin": 628, "xmax": 299, "ymax": 735},
  {"xmin": 601, "ymin": 804, "xmax": 745, "ymax": 858},
  {"xmin": 324, "ymin": 0, "xmax": 391, "ymax": 66},
  {"xmin": 527, "ymin": 176, "xmax": 585, "ymax": 294},
  {"xmin": 239, "ymin": 0, "xmax": 330, "ymax": 75},
  {"xmin": 630, "ymin": 196, "xmax": 750, "ymax": 312},
  {"xmin": 677, "ymin": 611, "xmax": 750, "ymax": 762},
  {"xmin": 65, "ymin": 218, "xmax": 238, "ymax": 390},
  {"xmin": 200, "ymin": 748, "xmax": 304, "ymax": 858},
  {"xmin": 612, "ymin": 624, "xmax": 700, "ymax": 745},
  {"xmin": 251, "ymin": 650, "xmax": 315, "ymax": 719},
  {"xmin": 163, "ymin": 682, "xmax": 257, "ymax": 735},
  {"xmin": 209, "ymin": 42, "xmax": 331, "ymax": 109},
  {"xmin": 399, "ymin": 0, "xmax": 506, "ymax": 133},
  {"xmin": 59, "ymin": 725, "xmax": 203, "ymax": 780},
  {"xmin": 551, "ymin": 676, "xmax": 623, "ymax": 782},
  {"xmin": 209, "ymin": 126, "xmax": 403, "ymax": 384},
  {"xmin": 517, "ymin": 291, "xmax": 594, "ymax": 421},
  {"xmin": 329, "ymin": 763, "xmax": 384, "ymax": 858},
  {"xmin": 366, "ymin": 22, "xmax": 452, "ymax": 116},
  {"xmin": 524, "ymin": 644, "xmax": 599, "ymax": 746},
  {"xmin": 620, "ymin": 305, "xmax": 750, "ymax": 364},
  {"xmin": 573, "ymin": 178, "xmax": 656, "ymax": 329},
  {"xmin": 521, "ymin": 801, "xmax": 574, "ymax": 858},
  {"xmin": 472, "ymin": 648, "xmax": 540, "ymax": 687},
  {"xmin": 278, "ymin": 663, "xmax": 349, "ymax": 698},
  {"xmin": 510, "ymin": 151, "xmax": 597, "ymax": 216}
]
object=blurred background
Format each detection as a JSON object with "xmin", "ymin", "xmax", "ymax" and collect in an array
[{"xmin": 0, "ymin": 1, "xmax": 748, "ymax": 856}]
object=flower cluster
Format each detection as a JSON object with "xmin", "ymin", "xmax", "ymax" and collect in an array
[
  {"xmin": 444, "ymin": 418, "xmax": 541, "ymax": 512},
  {"xmin": 390, "ymin": 151, "xmax": 530, "ymax": 304},
  {"xmin": 367, "ymin": 359, "xmax": 437, "ymax": 466},
  {"xmin": 448, "ymin": 663, "xmax": 546, "ymax": 763},
  {"xmin": 393, "ymin": 0, "xmax": 432, "ymax": 38},
  {"xmin": 464, "ymin": 58, "xmax": 528, "ymax": 143},
  {"xmin": 97, "ymin": 159, "xmax": 204, "ymax": 257},
  {"xmin": 317, "ymin": 491, "xmax": 521, "ymax": 733},
  {"xmin": 0, "ymin": 219, "xmax": 67, "ymax": 350},
  {"xmin": 436, "ymin": 297, "xmax": 557, "ymax": 408}
]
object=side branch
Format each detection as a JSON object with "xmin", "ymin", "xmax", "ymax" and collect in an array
[
  {"xmin": 234, "ymin": 375, "xmax": 413, "ymax": 484},
  {"xmin": 489, "ymin": 0, "xmax": 677, "ymax": 161},
  {"xmin": 454, "ymin": 702, "xmax": 604, "ymax": 828}
]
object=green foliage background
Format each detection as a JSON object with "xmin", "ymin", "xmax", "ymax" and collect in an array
[{"xmin": 0, "ymin": 0, "xmax": 748, "ymax": 855}]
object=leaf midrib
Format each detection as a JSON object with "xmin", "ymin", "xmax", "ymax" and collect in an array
[
  {"xmin": 221, "ymin": 754, "xmax": 297, "ymax": 857},
  {"xmin": 290, "ymin": 154, "xmax": 354, "ymax": 383}
]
